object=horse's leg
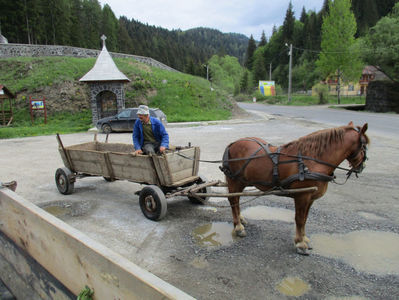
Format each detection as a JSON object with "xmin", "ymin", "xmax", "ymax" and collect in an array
[
  {"xmin": 226, "ymin": 178, "xmax": 246, "ymax": 237},
  {"xmin": 302, "ymin": 199, "xmax": 315, "ymax": 249},
  {"xmin": 294, "ymin": 194, "xmax": 313, "ymax": 255}
]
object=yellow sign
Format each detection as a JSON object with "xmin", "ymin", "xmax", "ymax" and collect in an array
[{"xmin": 259, "ymin": 81, "xmax": 276, "ymax": 96}]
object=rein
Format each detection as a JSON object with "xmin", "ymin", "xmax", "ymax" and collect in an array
[
  {"xmin": 176, "ymin": 130, "xmax": 367, "ymax": 186},
  {"xmin": 176, "ymin": 149, "xmax": 359, "ymax": 175}
]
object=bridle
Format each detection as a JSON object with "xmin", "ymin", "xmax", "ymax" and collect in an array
[{"xmin": 346, "ymin": 127, "xmax": 368, "ymax": 177}]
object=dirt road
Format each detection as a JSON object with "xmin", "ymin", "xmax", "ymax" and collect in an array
[{"xmin": 1, "ymin": 111, "xmax": 398, "ymax": 299}]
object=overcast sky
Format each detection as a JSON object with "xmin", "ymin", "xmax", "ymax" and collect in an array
[{"xmin": 101, "ymin": 0, "xmax": 324, "ymax": 40}]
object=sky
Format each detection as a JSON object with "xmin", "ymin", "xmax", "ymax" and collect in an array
[{"xmin": 101, "ymin": 0, "xmax": 324, "ymax": 40}]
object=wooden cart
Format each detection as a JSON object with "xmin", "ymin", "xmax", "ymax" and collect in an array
[{"xmin": 55, "ymin": 134, "xmax": 210, "ymax": 220}]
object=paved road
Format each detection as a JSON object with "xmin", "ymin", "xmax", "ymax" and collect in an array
[{"xmin": 238, "ymin": 102, "xmax": 399, "ymax": 138}]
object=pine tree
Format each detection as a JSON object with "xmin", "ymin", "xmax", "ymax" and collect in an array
[
  {"xmin": 69, "ymin": 0, "xmax": 84, "ymax": 47},
  {"xmin": 352, "ymin": 0, "xmax": 379, "ymax": 36},
  {"xmin": 102, "ymin": 4, "xmax": 119, "ymax": 51},
  {"xmin": 240, "ymin": 70, "xmax": 249, "ymax": 93},
  {"xmin": 282, "ymin": 1, "xmax": 295, "ymax": 44},
  {"xmin": 300, "ymin": 6, "xmax": 307, "ymax": 23},
  {"xmin": 252, "ymin": 49, "xmax": 267, "ymax": 85},
  {"xmin": 259, "ymin": 30, "xmax": 267, "ymax": 47},
  {"xmin": 245, "ymin": 35, "xmax": 257, "ymax": 70}
]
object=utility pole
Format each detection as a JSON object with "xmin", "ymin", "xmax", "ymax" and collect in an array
[
  {"xmin": 269, "ymin": 63, "xmax": 272, "ymax": 81},
  {"xmin": 288, "ymin": 43, "xmax": 293, "ymax": 102},
  {"xmin": 206, "ymin": 65, "xmax": 209, "ymax": 81}
]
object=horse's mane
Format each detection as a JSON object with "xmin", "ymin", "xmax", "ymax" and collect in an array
[{"xmin": 282, "ymin": 126, "xmax": 348, "ymax": 158}]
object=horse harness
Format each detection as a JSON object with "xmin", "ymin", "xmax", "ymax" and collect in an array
[{"xmin": 220, "ymin": 138, "xmax": 336, "ymax": 189}]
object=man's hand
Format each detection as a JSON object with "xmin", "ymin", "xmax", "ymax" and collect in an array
[
  {"xmin": 135, "ymin": 149, "xmax": 143, "ymax": 155},
  {"xmin": 159, "ymin": 146, "xmax": 166, "ymax": 153}
]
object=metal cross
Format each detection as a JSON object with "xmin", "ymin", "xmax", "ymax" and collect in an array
[{"xmin": 101, "ymin": 34, "xmax": 107, "ymax": 47}]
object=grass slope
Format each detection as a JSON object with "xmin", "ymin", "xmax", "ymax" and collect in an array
[{"xmin": 0, "ymin": 57, "xmax": 232, "ymax": 138}]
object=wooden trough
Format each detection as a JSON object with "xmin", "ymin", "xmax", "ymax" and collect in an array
[{"xmin": 0, "ymin": 185, "xmax": 194, "ymax": 299}]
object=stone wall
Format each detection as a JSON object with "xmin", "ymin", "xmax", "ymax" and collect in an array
[
  {"xmin": 365, "ymin": 81, "xmax": 399, "ymax": 113},
  {"xmin": 0, "ymin": 43, "xmax": 177, "ymax": 72}
]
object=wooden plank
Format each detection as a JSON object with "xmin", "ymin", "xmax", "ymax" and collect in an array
[
  {"xmin": 193, "ymin": 147, "xmax": 200, "ymax": 176},
  {"xmin": 108, "ymin": 153, "xmax": 158, "ymax": 184},
  {"xmin": 171, "ymin": 169, "xmax": 195, "ymax": 183},
  {"xmin": 0, "ymin": 188, "xmax": 194, "ymax": 300},
  {"xmin": 68, "ymin": 150, "xmax": 108, "ymax": 175},
  {"xmin": 165, "ymin": 176, "xmax": 199, "ymax": 188},
  {"xmin": 0, "ymin": 231, "xmax": 75, "ymax": 300},
  {"xmin": 152, "ymin": 155, "xmax": 171, "ymax": 186},
  {"xmin": 103, "ymin": 152, "xmax": 115, "ymax": 180}
]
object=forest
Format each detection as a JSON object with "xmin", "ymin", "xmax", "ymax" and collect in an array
[{"xmin": 0, "ymin": 0, "xmax": 398, "ymax": 91}]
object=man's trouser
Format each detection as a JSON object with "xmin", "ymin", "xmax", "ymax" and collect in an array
[{"xmin": 142, "ymin": 141, "xmax": 161, "ymax": 155}]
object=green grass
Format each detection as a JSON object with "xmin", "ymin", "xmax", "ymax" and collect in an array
[
  {"xmin": 116, "ymin": 59, "xmax": 232, "ymax": 122},
  {"xmin": 0, "ymin": 109, "xmax": 92, "ymax": 139},
  {"xmin": 0, "ymin": 57, "xmax": 95, "ymax": 91},
  {"xmin": 239, "ymin": 92, "xmax": 366, "ymax": 106},
  {"xmin": 0, "ymin": 56, "xmax": 233, "ymax": 138}
]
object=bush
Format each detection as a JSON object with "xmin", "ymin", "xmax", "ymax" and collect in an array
[{"xmin": 313, "ymin": 83, "xmax": 329, "ymax": 104}]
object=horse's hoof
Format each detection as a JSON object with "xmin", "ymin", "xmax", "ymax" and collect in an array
[
  {"xmin": 304, "ymin": 236, "xmax": 312, "ymax": 249},
  {"xmin": 296, "ymin": 247, "xmax": 310, "ymax": 256},
  {"xmin": 240, "ymin": 217, "xmax": 248, "ymax": 225},
  {"xmin": 235, "ymin": 229, "xmax": 247, "ymax": 237}
]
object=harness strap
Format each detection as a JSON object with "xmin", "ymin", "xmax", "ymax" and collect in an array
[{"xmin": 221, "ymin": 138, "xmax": 336, "ymax": 189}]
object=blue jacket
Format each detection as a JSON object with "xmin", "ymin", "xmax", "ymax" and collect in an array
[{"xmin": 133, "ymin": 117, "xmax": 169, "ymax": 150}]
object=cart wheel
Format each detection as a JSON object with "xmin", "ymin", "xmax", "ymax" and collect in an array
[
  {"xmin": 139, "ymin": 185, "xmax": 167, "ymax": 221},
  {"xmin": 55, "ymin": 167, "xmax": 75, "ymax": 195},
  {"xmin": 188, "ymin": 175, "xmax": 211, "ymax": 204}
]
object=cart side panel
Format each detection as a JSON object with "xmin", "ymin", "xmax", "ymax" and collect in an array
[
  {"xmin": 156, "ymin": 147, "xmax": 198, "ymax": 185},
  {"xmin": 58, "ymin": 142, "xmax": 98, "ymax": 171},
  {"xmin": 66, "ymin": 142, "xmax": 97, "ymax": 151},
  {"xmin": 151, "ymin": 155, "xmax": 170, "ymax": 186},
  {"xmin": 67, "ymin": 149, "xmax": 109, "ymax": 176},
  {"xmin": 96, "ymin": 143, "xmax": 134, "ymax": 153},
  {"xmin": 58, "ymin": 148, "xmax": 71, "ymax": 170},
  {"xmin": 108, "ymin": 153, "xmax": 158, "ymax": 184}
]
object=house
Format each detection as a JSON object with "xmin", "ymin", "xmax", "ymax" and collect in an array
[{"xmin": 320, "ymin": 66, "xmax": 388, "ymax": 96}]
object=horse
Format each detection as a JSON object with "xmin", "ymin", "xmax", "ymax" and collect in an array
[{"xmin": 220, "ymin": 122, "xmax": 369, "ymax": 255}]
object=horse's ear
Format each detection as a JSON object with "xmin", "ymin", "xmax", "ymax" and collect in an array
[
  {"xmin": 348, "ymin": 121, "xmax": 354, "ymax": 127},
  {"xmin": 360, "ymin": 123, "xmax": 368, "ymax": 134}
]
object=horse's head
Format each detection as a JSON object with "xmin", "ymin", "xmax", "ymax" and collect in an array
[{"xmin": 346, "ymin": 122, "xmax": 369, "ymax": 174}]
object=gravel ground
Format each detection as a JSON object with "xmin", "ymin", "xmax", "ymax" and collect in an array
[{"xmin": 1, "ymin": 111, "xmax": 398, "ymax": 299}]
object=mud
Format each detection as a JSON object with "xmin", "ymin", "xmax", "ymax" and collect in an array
[{"xmin": 1, "ymin": 108, "xmax": 399, "ymax": 299}]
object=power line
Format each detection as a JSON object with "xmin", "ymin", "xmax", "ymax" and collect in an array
[{"xmin": 292, "ymin": 45, "xmax": 397, "ymax": 54}]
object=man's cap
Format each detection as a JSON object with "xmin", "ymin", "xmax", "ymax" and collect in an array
[{"xmin": 137, "ymin": 105, "xmax": 149, "ymax": 115}]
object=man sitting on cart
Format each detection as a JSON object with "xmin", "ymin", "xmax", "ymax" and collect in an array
[{"xmin": 133, "ymin": 105, "xmax": 169, "ymax": 155}]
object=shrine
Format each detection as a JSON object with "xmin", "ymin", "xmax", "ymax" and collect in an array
[{"xmin": 80, "ymin": 35, "xmax": 130, "ymax": 124}]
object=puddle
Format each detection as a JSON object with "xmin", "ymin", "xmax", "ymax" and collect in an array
[
  {"xmin": 276, "ymin": 277, "xmax": 310, "ymax": 297},
  {"xmin": 43, "ymin": 205, "xmax": 72, "ymax": 217},
  {"xmin": 312, "ymin": 230, "xmax": 399, "ymax": 275},
  {"xmin": 192, "ymin": 222, "xmax": 237, "ymax": 247},
  {"xmin": 357, "ymin": 211, "xmax": 386, "ymax": 221},
  {"xmin": 198, "ymin": 206, "xmax": 217, "ymax": 212},
  {"xmin": 242, "ymin": 205, "xmax": 294, "ymax": 223},
  {"xmin": 39, "ymin": 200, "xmax": 93, "ymax": 218},
  {"xmin": 189, "ymin": 255, "xmax": 209, "ymax": 269}
]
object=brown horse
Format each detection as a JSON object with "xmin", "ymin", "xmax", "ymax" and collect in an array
[{"xmin": 220, "ymin": 122, "xmax": 369, "ymax": 255}]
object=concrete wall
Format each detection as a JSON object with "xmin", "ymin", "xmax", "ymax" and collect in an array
[
  {"xmin": 0, "ymin": 43, "xmax": 177, "ymax": 72},
  {"xmin": 365, "ymin": 81, "xmax": 399, "ymax": 113}
]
